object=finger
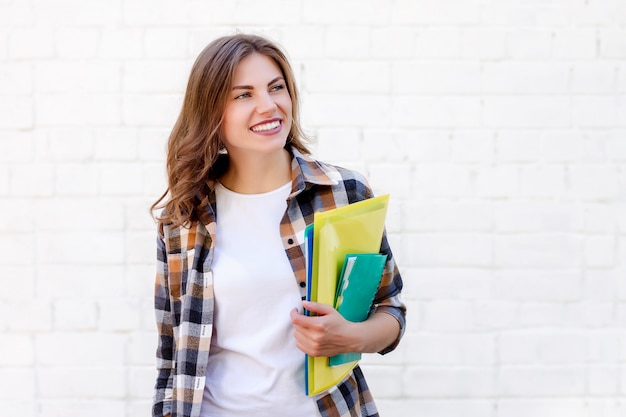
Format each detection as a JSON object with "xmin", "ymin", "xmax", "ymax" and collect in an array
[{"xmin": 302, "ymin": 300, "xmax": 335, "ymax": 315}]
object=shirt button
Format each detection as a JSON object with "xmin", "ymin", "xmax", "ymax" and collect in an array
[
  {"xmin": 287, "ymin": 238, "xmax": 294, "ymax": 245},
  {"xmin": 299, "ymin": 281, "xmax": 306, "ymax": 288}
]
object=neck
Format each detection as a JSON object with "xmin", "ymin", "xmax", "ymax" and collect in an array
[{"xmin": 219, "ymin": 148, "xmax": 292, "ymax": 194}]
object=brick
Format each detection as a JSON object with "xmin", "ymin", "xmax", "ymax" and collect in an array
[
  {"xmin": 8, "ymin": 28, "xmax": 54, "ymax": 59},
  {"xmin": 324, "ymin": 27, "xmax": 370, "ymax": 59},
  {"xmin": 499, "ymin": 331, "xmax": 587, "ymax": 365},
  {"xmin": 38, "ymin": 400, "xmax": 125, "ymax": 417},
  {"xmin": 461, "ymin": 29, "xmax": 507, "ymax": 59},
  {"xmin": 495, "ymin": 130, "xmax": 542, "ymax": 162},
  {"xmin": 36, "ymin": 333, "xmax": 125, "ymax": 366},
  {"xmin": 589, "ymin": 330, "xmax": 621, "ymax": 363},
  {"xmin": 129, "ymin": 366, "xmax": 155, "ymax": 398},
  {"xmin": 493, "ymin": 270, "xmax": 581, "ymax": 301},
  {"xmin": 371, "ymin": 28, "xmax": 416, "ymax": 59},
  {"xmin": 414, "ymin": 29, "xmax": 460, "ymax": 58},
  {"xmin": 4, "ymin": 299, "xmax": 52, "ymax": 331},
  {"xmin": 495, "ymin": 202, "xmax": 581, "ymax": 232},
  {"xmin": 385, "ymin": 400, "xmax": 496, "ymax": 417},
  {"xmin": 484, "ymin": 96, "xmax": 570, "ymax": 128},
  {"xmin": 422, "ymin": 300, "xmax": 474, "ymax": 331},
  {"xmin": 413, "ymin": 164, "xmax": 473, "ymax": 197},
  {"xmin": 35, "ymin": 61, "xmax": 121, "ymax": 93},
  {"xmin": 128, "ymin": 331, "xmax": 157, "ymax": 366},
  {"xmin": 56, "ymin": 27, "xmax": 100, "ymax": 58},
  {"xmin": 138, "ymin": 128, "xmax": 168, "ymax": 162},
  {"xmin": 476, "ymin": 165, "xmax": 519, "ymax": 198},
  {"xmin": 143, "ymin": 163, "xmax": 168, "ymax": 198},
  {"xmin": 573, "ymin": 96, "xmax": 617, "ymax": 127},
  {"xmin": 0, "ymin": 266, "xmax": 35, "ymax": 301},
  {"xmin": 53, "ymin": 299, "xmax": 97, "ymax": 330},
  {"xmin": 304, "ymin": 61, "xmax": 389, "ymax": 94},
  {"xmin": 37, "ymin": 265, "xmax": 125, "ymax": 298},
  {"xmin": 98, "ymin": 28, "xmax": 143, "ymax": 59},
  {"xmin": 508, "ymin": 29, "xmax": 553, "ymax": 59},
  {"xmin": 553, "ymin": 28, "xmax": 597, "ymax": 60},
  {"xmin": 392, "ymin": 0, "xmax": 480, "ymax": 24},
  {"xmin": 543, "ymin": 130, "xmax": 583, "ymax": 162},
  {"xmin": 37, "ymin": 232, "xmax": 125, "ymax": 264},
  {"xmin": 55, "ymin": 163, "xmax": 99, "ymax": 196},
  {"xmin": 123, "ymin": 60, "xmax": 189, "ymax": 93},
  {"xmin": 600, "ymin": 28, "xmax": 626, "ymax": 58},
  {"xmin": 122, "ymin": 93, "xmax": 181, "ymax": 127},
  {"xmin": 36, "ymin": 198, "xmax": 124, "ymax": 232},
  {"xmin": 585, "ymin": 236, "xmax": 616, "ymax": 268},
  {"xmin": 305, "ymin": 93, "xmax": 391, "ymax": 127},
  {"xmin": 36, "ymin": 94, "xmax": 121, "ymax": 126},
  {"xmin": 303, "ymin": 0, "xmax": 391, "ymax": 24},
  {"xmin": 606, "ymin": 130, "xmax": 626, "ymax": 160},
  {"xmin": 0, "ymin": 369, "xmax": 34, "ymax": 400},
  {"xmin": 127, "ymin": 198, "xmax": 160, "ymax": 232},
  {"xmin": 404, "ymin": 367, "xmax": 495, "ymax": 397},
  {"xmin": 277, "ymin": 27, "xmax": 326, "ymax": 60},
  {"xmin": 1, "ymin": 198, "xmax": 35, "ymax": 232},
  {"xmin": 566, "ymin": 302, "xmax": 615, "ymax": 328},
  {"xmin": 583, "ymin": 203, "xmax": 618, "ymax": 233},
  {"xmin": 94, "ymin": 128, "xmax": 139, "ymax": 161},
  {"xmin": 99, "ymin": 298, "xmax": 141, "ymax": 331},
  {"xmin": 474, "ymin": 301, "xmax": 517, "ymax": 330},
  {"xmin": 393, "ymin": 96, "xmax": 481, "ymax": 127},
  {"xmin": 0, "ymin": 334, "xmax": 34, "ymax": 365},
  {"xmin": 38, "ymin": 367, "xmax": 126, "ymax": 398},
  {"xmin": 402, "ymin": 267, "xmax": 491, "ymax": 300},
  {"xmin": 572, "ymin": 63, "xmax": 617, "ymax": 93},
  {"xmin": 589, "ymin": 365, "xmax": 619, "ymax": 395},
  {"xmin": 0, "ymin": 62, "xmax": 32, "ymax": 94},
  {"xmin": 393, "ymin": 61, "xmax": 480, "ymax": 94},
  {"xmin": 408, "ymin": 233, "xmax": 492, "ymax": 267},
  {"xmin": 520, "ymin": 165, "xmax": 566, "ymax": 197},
  {"xmin": 573, "ymin": 1, "xmax": 626, "ymax": 25},
  {"xmin": 360, "ymin": 365, "xmax": 404, "ymax": 398},
  {"xmin": 404, "ymin": 201, "xmax": 492, "ymax": 232},
  {"xmin": 367, "ymin": 163, "xmax": 411, "ymax": 197},
  {"xmin": 9, "ymin": 163, "xmax": 54, "ymax": 197},
  {"xmin": 497, "ymin": 399, "xmax": 587, "ymax": 417},
  {"xmin": 482, "ymin": 63, "xmax": 569, "ymax": 94},
  {"xmin": 404, "ymin": 333, "xmax": 495, "ymax": 365},
  {"xmin": 569, "ymin": 165, "xmax": 620, "ymax": 200},
  {"xmin": 43, "ymin": 128, "xmax": 94, "ymax": 161},
  {"xmin": 99, "ymin": 163, "xmax": 143, "ymax": 196},
  {"xmin": 519, "ymin": 303, "xmax": 566, "ymax": 327},
  {"xmin": 144, "ymin": 28, "xmax": 189, "ymax": 58},
  {"xmin": 498, "ymin": 366, "xmax": 586, "ymax": 396},
  {"xmin": 495, "ymin": 235, "xmax": 583, "ymax": 268},
  {"xmin": 0, "ymin": 95, "xmax": 32, "ymax": 129},
  {"xmin": 450, "ymin": 130, "xmax": 494, "ymax": 162},
  {"xmin": 0, "ymin": 1, "xmax": 35, "ymax": 26}
]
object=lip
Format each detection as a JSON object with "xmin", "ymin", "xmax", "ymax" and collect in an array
[{"xmin": 250, "ymin": 118, "xmax": 282, "ymax": 135}]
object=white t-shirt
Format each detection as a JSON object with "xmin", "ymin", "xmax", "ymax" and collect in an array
[{"xmin": 200, "ymin": 181, "xmax": 319, "ymax": 417}]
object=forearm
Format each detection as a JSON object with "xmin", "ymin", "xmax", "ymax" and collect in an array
[{"xmin": 352, "ymin": 311, "xmax": 401, "ymax": 354}]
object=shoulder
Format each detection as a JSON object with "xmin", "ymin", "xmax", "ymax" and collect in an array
[{"xmin": 309, "ymin": 157, "xmax": 374, "ymax": 204}]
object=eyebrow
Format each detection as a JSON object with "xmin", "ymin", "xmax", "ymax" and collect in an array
[{"xmin": 232, "ymin": 76, "xmax": 285, "ymax": 91}]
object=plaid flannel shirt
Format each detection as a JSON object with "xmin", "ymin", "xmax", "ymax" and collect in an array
[{"xmin": 153, "ymin": 148, "xmax": 406, "ymax": 417}]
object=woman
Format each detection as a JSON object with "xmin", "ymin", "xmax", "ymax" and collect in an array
[{"xmin": 151, "ymin": 33, "xmax": 406, "ymax": 417}]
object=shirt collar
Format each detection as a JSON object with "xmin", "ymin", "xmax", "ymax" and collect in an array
[{"xmin": 289, "ymin": 147, "xmax": 339, "ymax": 198}]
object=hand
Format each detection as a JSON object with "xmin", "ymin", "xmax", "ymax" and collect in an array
[{"xmin": 290, "ymin": 301, "xmax": 361, "ymax": 357}]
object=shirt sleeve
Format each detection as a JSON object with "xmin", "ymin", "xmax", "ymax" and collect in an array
[
  {"xmin": 371, "ymin": 230, "xmax": 407, "ymax": 355},
  {"xmin": 152, "ymin": 231, "xmax": 174, "ymax": 417}
]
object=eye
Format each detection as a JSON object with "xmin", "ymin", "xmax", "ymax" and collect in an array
[
  {"xmin": 270, "ymin": 84, "xmax": 285, "ymax": 92},
  {"xmin": 235, "ymin": 92, "xmax": 251, "ymax": 100}
]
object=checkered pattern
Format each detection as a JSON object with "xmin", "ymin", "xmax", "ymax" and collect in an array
[{"xmin": 152, "ymin": 148, "xmax": 406, "ymax": 417}]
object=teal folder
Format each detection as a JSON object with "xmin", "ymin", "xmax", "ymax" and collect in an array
[{"xmin": 329, "ymin": 253, "xmax": 388, "ymax": 367}]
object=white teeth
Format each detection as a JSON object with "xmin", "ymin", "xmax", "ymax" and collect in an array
[{"xmin": 251, "ymin": 121, "xmax": 280, "ymax": 132}]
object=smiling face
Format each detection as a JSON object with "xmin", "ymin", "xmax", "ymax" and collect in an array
[{"xmin": 221, "ymin": 52, "xmax": 293, "ymax": 159}]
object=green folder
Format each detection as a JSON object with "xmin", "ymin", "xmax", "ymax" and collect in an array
[{"xmin": 329, "ymin": 253, "xmax": 387, "ymax": 367}]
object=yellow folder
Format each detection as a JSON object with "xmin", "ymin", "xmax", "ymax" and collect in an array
[{"xmin": 306, "ymin": 194, "xmax": 389, "ymax": 396}]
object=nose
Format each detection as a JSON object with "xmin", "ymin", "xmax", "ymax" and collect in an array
[{"xmin": 256, "ymin": 91, "xmax": 277, "ymax": 115}]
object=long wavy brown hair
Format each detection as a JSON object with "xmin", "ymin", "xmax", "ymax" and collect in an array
[{"xmin": 151, "ymin": 34, "xmax": 311, "ymax": 228}]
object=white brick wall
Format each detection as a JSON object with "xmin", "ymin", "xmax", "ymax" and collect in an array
[{"xmin": 1, "ymin": 1, "xmax": 624, "ymax": 416}]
